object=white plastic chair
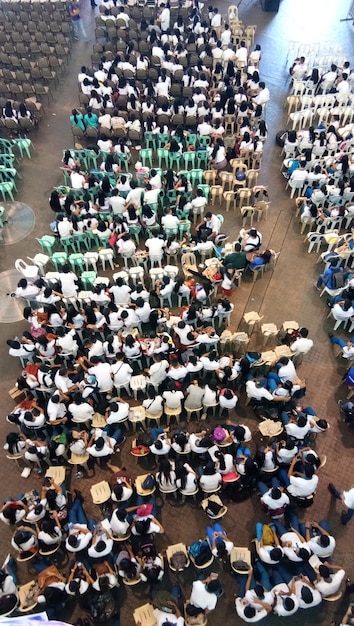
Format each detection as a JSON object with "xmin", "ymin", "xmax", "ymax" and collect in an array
[
  {"xmin": 15, "ymin": 259, "xmax": 39, "ymax": 280},
  {"xmin": 27, "ymin": 254, "xmax": 49, "ymax": 276}
]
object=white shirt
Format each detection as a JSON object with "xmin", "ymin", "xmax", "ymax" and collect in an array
[
  {"xmin": 111, "ymin": 361, "xmax": 133, "ymax": 384},
  {"xmin": 287, "ymin": 474, "xmax": 318, "ymax": 497},
  {"xmin": 146, "ymin": 237, "xmax": 165, "ymax": 256},
  {"xmin": 59, "ymin": 272, "xmax": 78, "ymax": 298},
  {"xmin": 315, "ymin": 570, "xmax": 345, "ymax": 597},
  {"xmin": 273, "ymin": 584, "xmax": 299, "ymax": 616},
  {"xmin": 290, "ymin": 337, "xmax": 314, "ymax": 354},
  {"xmin": 294, "ymin": 580, "xmax": 322, "ymax": 609},
  {"xmin": 190, "ymin": 580, "xmax": 217, "ymax": 611},
  {"xmin": 149, "ymin": 360, "xmax": 169, "ymax": 384},
  {"xmin": 88, "ymin": 362, "xmax": 113, "ymax": 391},
  {"xmin": 235, "ymin": 598, "xmax": 267, "ymax": 622},
  {"xmin": 162, "ymin": 389, "xmax": 184, "ymax": 408}
]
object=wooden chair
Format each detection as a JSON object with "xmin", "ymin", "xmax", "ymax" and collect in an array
[
  {"xmin": 18, "ymin": 581, "xmax": 37, "ymax": 613},
  {"xmin": 230, "ymin": 546, "xmax": 252, "ymax": 574},
  {"xmin": 90, "ymin": 480, "xmax": 111, "ymax": 504},
  {"xmin": 201, "ymin": 494, "xmax": 228, "ymax": 519},
  {"xmin": 133, "ymin": 603, "xmax": 156, "ymax": 625},
  {"xmin": 166, "ymin": 543, "xmax": 190, "ymax": 572},
  {"xmin": 135, "ymin": 473, "xmax": 156, "ymax": 497},
  {"xmin": 185, "ymin": 607, "xmax": 207, "ymax": 626},
  {"xmin": 324, "ymin": 590, "xmax": 343, "ymax": 602}
]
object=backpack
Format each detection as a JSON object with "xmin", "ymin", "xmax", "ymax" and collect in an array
[
  {"xmin": 141, "ymin": 474, "xmax": 155, "ymax": 491},
  {"xmin": 189, "ymin": 541, "xmax": 212, "ymax": 566},
  {"xmin": 331, "ymin": 270, "xmax": 345, "ymax": 289}
]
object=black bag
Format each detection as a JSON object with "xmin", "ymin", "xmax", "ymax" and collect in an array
[
  {"xmin": 141, "ymin": 474, "xmax": 155, "ymax": 490},
  {"xmin": 253, "ymin": 404, "xmax": 280, "ymax": 421},
  {"xmin": 331, "ymin": 270, "xmax": 345, "ymax": 289},
  {"xmin": 206, "ymin": 499, "xmax": 223, "ymax": 517}
]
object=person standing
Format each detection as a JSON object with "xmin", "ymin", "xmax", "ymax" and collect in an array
[
  {"xmin": 328, "ymin": 482, "xmax": 354, "ymax": 525},
  {"xmin": 67, "ymin": 0, "xmax": 87, "ymax": 41}
]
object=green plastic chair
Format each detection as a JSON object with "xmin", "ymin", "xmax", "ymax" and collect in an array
[
  {"xmin": 55, "ymin": 186, "xmax": 70, "ymax": 195},
  {"xmin": 155, "ymin": 133, "xmax": 170, "ymax": 148},
  {"xmin": 73, "ymin": 232, "xmax": 90, "ymax": 251},
  {"xmin": 37, "ymin": 235, "xmax": 56, "ymax": 255},
  {"xmin": 51, "ymin": 251, "xmax": 67, "ymax": 271},
  {"xmin": 144, "ymin": 132, "xmax": 156, "ymax": 150},
  {"xmin": 178, "ymin": 219, "xmax": 191, "ymax": 240},
  {"xmin": 0, "ymin": 139, "xmax": 17, "ymax": 159},
  {"xmin": 196, "ymin": 150, "xmax": 209, "ymax": 169},
  {"xmin": 73, "ymin": 149, "xmax": 89, "ymax": 169},
  {"xmin": 197, "ymin": 184, "xmax": 210, "ymax": 202},
  {"xmin": 60, "ymin": 167, "xmax": 71, "ymax": 186},
  {"xmin": 71, "ymin": 189, "xmax": 85, "ymax": 200},
  {"xmin": 183, "ymin": 152, "xmax": 196, "ymax": 170},
  {"xmin": 81, "ymin": 271, "xmax": 97, "ymax": 290},
  {"xmin": 139, "ymin": 148, "xmax": 153, "ymax": 168},
  {"xmin": 169, "ymin": 152, "xmax": 183, "ymax": 169},
  {"xmin": 12, "ymin": 138, "xmax": 33, "ymax": 159},
  {"xmin": 0, "ymin": 154, "xmax": 16, "ymax": 168},
  {"xmin": 198, "ymin": 136, "xmax": 211, "ymax": 148},
  {"xmin": 157, "ymin": 148, "xmax": 170, "ymax": 169},
  {"xmin": 189, "ymin": 169, "xmax": 203, "ymax": 186},
  {"xmin": 0, "ymin": 181, "xmax": 15, "ymax": 201},
  {"xmin": 86, "ymin": 231, "xmax": 100, "ymax": 249},
  {"xmin": 128, "ymin": 224, "xmax": 142, "ymax": 244},
  {"xmin": 177, "ymin": 207, "xmax": 191, "ymax": 220},
  {"xmin": 68, "ymin": 252, "xmax": 85, "ymax": 273},
  {"xmin": 166, "ymin": 189, "xmax": 178, "ymax": 209},
  {"xmin": 116, "ymin": 153, "xmax": 130, "ymax": 172},
  {"xmin": 85, "ymin": 149, "xmax": 100, "ymax": 169},
  {"xmin": 60, "ymin": 236, "xmax": 78, "ymax": 254},
  {"xmin": 216, "ymin": 214, "xmax": 225, "ymax": 226},
  {"xmin": 185, "ymin": 134, "xmax": 197, "ymax": 147},
  {"xmin": 163, "ymin": 226, "xmax": 178, "ymax": 238},
  {"xmin": 0, "ymin": 168, "xmax": 18, "ymax": 190}
]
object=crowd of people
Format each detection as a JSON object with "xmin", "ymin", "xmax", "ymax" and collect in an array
[{"xmin": 1, "ymin": 3, "xmax": 354, "ymax": 626}]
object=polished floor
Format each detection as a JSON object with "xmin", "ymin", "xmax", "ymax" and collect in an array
[{"xmin": 0, "ymin": 1, "xmax": 354, "ymax": 625}]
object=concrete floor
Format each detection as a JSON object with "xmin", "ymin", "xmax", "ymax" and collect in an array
[{"xmin": 0, "ymin": 0, "xmax": 354, "ymax": 624}]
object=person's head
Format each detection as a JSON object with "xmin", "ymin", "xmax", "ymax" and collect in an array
[
  {"xmin": 270, "ymin": 487, "xmax": 281, "ymax": 500},
  {"xmin": 95, "ymin": 437, "xmax": 105, "ymax": 451},
  {"xmin": 319, "ymin": 534, "xmax": 330, "ymax": 547},
  {"xmin": 283, "ymin": 597, "xmax": 295, "ymax": 612},
  {"xmin": 304, "ymin": 463, "xmax": 314, "ymax": 478},
  {"xmin": 95, "ymin": 540, "xmax": 106, "ymax": 553},
  {"xmin": 297, "ymin": 413, "xmax": 307, "ymax": 428},
  {"xmin": 301, "ymin": 586, "xmax": 313, "ymax": 604},
  {"xmin": 205, "ymin": 579, "xmax": 222, "ymax": 595},
  {"xmin": 244, "ymin": 606, "xmax": 256, "ymax": 619},
  {"xmin": 269, "ymin": 548, "xmax": 282, "ymax": 562},
  {"xmin": 297, "ymin": 547, "xmax": 310, "ymax": 561}
]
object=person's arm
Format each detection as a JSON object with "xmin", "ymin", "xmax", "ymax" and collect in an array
[
  {"xmin": 323, "ymin": 561, "xmax": 343, "ymax": 570},
  {"xmin": 312, "ymin": 521, "xmax": 330, "ymax": 537},
  {"xmin": 300, "ymin": 574, "xmax": 314, "ymax": 588},
  {"xmin": 258, "ymin": 600, "xmax": 273, "ymax": 613},
  {"xmin": 287, "ymin": 455, "xmax": 298, "ymax": 478},
  {"xmin": 149, "ymin": 515, "xmax": 164, "ymax": 533},
  {"xmin": 67, "ymin": 563, "xmax": 78, "ymax": 584},
  {"xmin": 289, "ymin": 526, "xmax": 306, "ymax": 542},
  {"xmin": 82, "ymin": 564, "xmax": 95, "ymax": 584},
  {"xmin": 245, "ymin": 569, "xmax": 253, "ymax": 592}
]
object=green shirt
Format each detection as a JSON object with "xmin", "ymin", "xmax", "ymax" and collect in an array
[{"xmin": 223, "ymin": 251, "xmax": 247, "ymax": 269}]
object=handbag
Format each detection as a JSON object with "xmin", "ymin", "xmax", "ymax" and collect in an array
[
  {"xmin": 206, "ymin": 499, "xmax": 223, "ymax": 517},
  {"xmin": 141, "ymin": 474, "xmax": 155, "ymax": 490}
]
